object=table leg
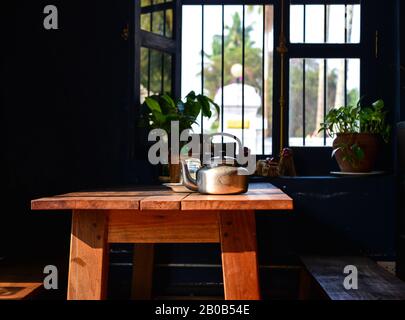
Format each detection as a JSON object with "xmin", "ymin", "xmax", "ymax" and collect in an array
[
  {"xmin": 67, "ymin": 210, "xmax": 109, "ymax": 300},
  {"xmin": 298, "ymin": 269, "xmax": 312, "ymax": 300},
  {"xmin": 131, "ymin": 244, "xmax": 154, "ymax": 300},
  {"xmin": 219, "ymin": 210, "xmax": 261, "ymax": 300}
]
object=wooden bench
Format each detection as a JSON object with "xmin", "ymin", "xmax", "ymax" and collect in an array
[
  {"xmin": 300, "ymin": 256, "xmax": 405, "ymax": 300},
  {"xmin": 0, "ymin": 263, "xmax": 44, "ymax": 300},
  {"xmin": 0, "ymin": 282, "xmax": 42, "ymax": 300}
]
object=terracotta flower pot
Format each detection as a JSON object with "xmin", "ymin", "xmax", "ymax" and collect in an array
[
  {"xmin": 169, "ymin": 162, "xmax": 181, "ymax": 183},
  {"xmin": 332, "ymin": 133, "xmax": 381, "ymax": 172}
]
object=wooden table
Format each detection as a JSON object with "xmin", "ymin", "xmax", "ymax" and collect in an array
[{"xmin": 31, "ymin": 183, "xmax": 292, "ymax": 300}]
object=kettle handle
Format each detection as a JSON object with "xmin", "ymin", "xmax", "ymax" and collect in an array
[
  {"xmin": 180, "ymin": 159, "xmax": 199, "ymax": 192},
  {"xmin": 204, "ymin": 132, "xmax": 244, "ymax": 158}
]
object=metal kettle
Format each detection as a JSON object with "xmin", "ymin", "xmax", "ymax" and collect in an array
[{"xmin": 180, "ymin": 134, "xmax": 249, "ymax": 195}]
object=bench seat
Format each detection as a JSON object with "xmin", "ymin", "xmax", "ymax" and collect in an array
[
  {"xmin": 300, "ymin": 256, "xmax": 405, "ymax": 300},
  {"xmin": 0, "ymin": 282, "xmax": 42, "ymax": 300}
]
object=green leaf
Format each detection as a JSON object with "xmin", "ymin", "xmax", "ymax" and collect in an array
[
  {"xmin": 197, "ymin": 95, "xmax": 212, "ymax": 118},
  {"xmin": 372, "ymin": 99, "xmax": 384, "ymax": 110},
  {"xmin": 183, "ymin": 101, "xmax": 200, "ymax": 118},
  {"xmin": 145, "ymin": 97, "xmax": 162, "ymax": 114},
  {"xmin": 141, "ymin": 91, "xmax": 221, "ymax": 131},
  {"xmin": 185, "ymin": 91, "xmax": 196, "ymax": 101},
  {"xmin": 205, "ymin": 96, "xmax": 220, "ymax": 115},
  {"xmin": 160, "ymin": 94, "xmax": 176, "ymax": 111},
  {"xmin": 152, "ymin": 111, "xmax": 166, "ymax": 126}
]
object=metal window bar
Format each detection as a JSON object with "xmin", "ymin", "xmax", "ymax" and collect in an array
[
  {"xmin": 242, "ymin": 5, "xmax": 246, "ymax": 145},
  {"xmin": 303, "ymin": 5, "xmax": 306, "ymax": 146},
  {"xmin": 345, "ymin": 4, "xmax": 348, "ymax": 43},
  {"xmin": 200, "ymin": 4, "xmax": 205, "ymax": 150},
  {"xmin": 344, "ymin": 58, "xmax": 348, "ymax": 107},
  {"xmin": 344, "ymin": 5, "xmax": 348, "ymax": 108},
  {"xmin": 221, "ymin": 4, "xmax": 225, "ymax": 139},
  {"xmin": 147, "ymin": 1, "xmax": 154, "ymax": 96},
  {"xmin": 324, "ymin": 5, "xmax": 328, "ymax": 145},
  {"xmin": 303, "ymin": 59, "xmax": 306, "ymax": 146},
  {"xmin": 324, "ymin": 59, "xmax": 327, "ymax": 145},
  {"xmin": 261, "ymin": 4, "xmax": 265, "ymax": 154},
  {"xmin": 303, "ymin": 4, "xmax": 306, "ymax": 43},
  {"xmin": 160, "ymin": 1, "xmax": 166, "ymax": 94}
]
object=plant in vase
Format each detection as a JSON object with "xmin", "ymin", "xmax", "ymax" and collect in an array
[
  {"xmin": 319, "ymin": 99, "xmax": 390, "ymax": 173},
  {"xmin": 140, "ymin": 91, "xmax": 219, "ymax": 182}
]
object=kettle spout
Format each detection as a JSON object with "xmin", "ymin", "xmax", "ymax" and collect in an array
[{"xmin": 180, "ymin": 160, "xmax": 199, "ymax": 191}]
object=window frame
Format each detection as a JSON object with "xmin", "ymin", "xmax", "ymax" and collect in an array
[
  {"xmin": 285, "ymin": 0, "xmax": 375, "ymax": 157},
  {"xmin": 132, "ymin": 0, "xmax": 182, "ymax": 160},
  {"xmin": 286, "ymin": 2, "xmax": 363, "ymax": 148},
  {"xmin": 180, "ymin": 0, "xmax": 279, "ymax": 155},
  {"xmin": 133, "ymin": 0, "xmax": 376, "ymax": 160}
]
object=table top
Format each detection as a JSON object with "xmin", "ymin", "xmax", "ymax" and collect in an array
[{"xmin": 31, "ymin": 183, "xmax": 293, "ymax": 211}]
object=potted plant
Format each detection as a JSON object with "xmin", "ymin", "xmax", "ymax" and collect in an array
[
  {"xmin": 140, "ymin": 91, "xmax": 219, "ymax": 182},
  {"xmin": 319, "ymin": 99, "xmax": 390, "ymax": 173}
]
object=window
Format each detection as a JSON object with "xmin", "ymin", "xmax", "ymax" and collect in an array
[
  {"xmin": 181, "ymin": 4, "xmax": 274, "ymax": 155},
  {"xmin": 140, "ymin": 47, "xmax": 172, "ymax": 100},
  {"xmin": 141, "ymin": 0, "xmax": 173, "ymax": 38},
  {"xmin": 290, "ymin": 4, "xmax": 360, "ymax": 44},
  {"xmin": 137, "ymin": 0, "xmax": 368, "ymax": 155},
  {"xmin": 288, "ymin": 2, "xmax": 361, "ymax": 147},
  {"xmin": 289, "ymin": 58, "xmax": 360, "ymax": 146},
  {"xmin": 138, "ymin": 0, "xmax": 179, "ymax": 104}
]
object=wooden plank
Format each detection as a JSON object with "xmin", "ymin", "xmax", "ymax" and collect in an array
[
  {"xmin": 181, "ymin": 187, "xmax": 293, "ymax": 211},
  {"xmin": 298, "ymin": 269, "xmax": 312, "ymax": 300},
  {"xmin": 132, "ymin": 244, "xmax": 154, "ymax": 300},
  {"xmin": 219, "ymin": 210, "xmax": 261, "ymax": 300},
  {"xmin": 68, "ymin": 210, "xmax": 109, "ymax": 300},
  {"xmin": 31, "ymin": 183, "xmax": 292, "ymax": 212},
  {"xmin": 0, "ymin": 283, "xmax": 42, "ymax": 300},
  {"xmin": 140, "ymin": 194, "xmax": 189, "ymax": 210},
  {"xmin": 301, "ymin": 256, "xmax": 405, "ymax": 300},
  {"xmin": 140, "ymin": 30, "xmax": 176, "ymax": 53},
  {"xmin": 108, "ymin": 210, "xmax": 220, "ymax": 243},
  {"xmin": 57, "ymin": 189, "xmax": 175, "ymax": 197},
  {"xmin": 31, "ymin": 196, "xmax": 142, "ymax": 210}
]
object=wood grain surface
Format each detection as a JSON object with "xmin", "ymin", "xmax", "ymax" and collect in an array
[
  {"xmin": 219, "ymin": 210, "xmax": 261, "ymax": 300},
  {"xmin": 67, "ymin": 210, "xmax": 109, "ymax": 300},
  {"xmin": 181, "ymin": 188, "xmax": 292, "ymax": 211},
  {"xmin": 0, "ymin": 282, "xmax": 42, "ymax": 300},
  {"xmin": 108, "ymin": 210, "xmax": 220, "ymax": 243},
  {"xmin": 132, "ymin": 244, "xmax": 155, "ymax": 300},
  {"xmin": 301, "ymin": 256, "xmax": 405, "ymax": 300},
  {"xmin": 31, "ymin": 183, "xmax": 293, "ymax": 212}
]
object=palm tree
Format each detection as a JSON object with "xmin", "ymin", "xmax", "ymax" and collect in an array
[
  {"xmin": 202, "ymin": 7, "xmax": 272, "ymax": 135},
  {"xmin": 202, "ymin": 11, "xmax": 263, "ymax": 99}
]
